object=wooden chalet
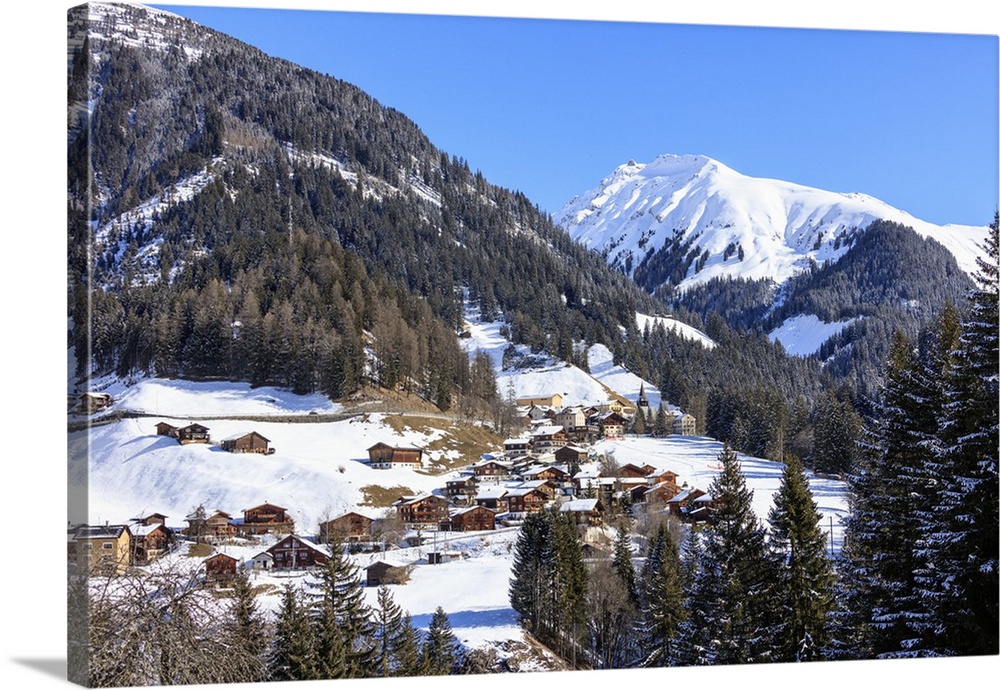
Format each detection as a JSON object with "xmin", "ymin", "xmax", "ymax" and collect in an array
[
  {"xmin": 177, "ymin": 423, "xmax": 211, "ymax": 444},
  {"xmin": 365, "ymin": 560, "xmax": 409, "ymax": 586},
  {"xmin": 155, "ymin": 422, "xmax": 180, "ymax": 438},
  {"xmin": 136, "ymin": 512, "xmax": 169, "ymax": 526},
  {"xmin": 599, "ymin": 412, "xmax": 627, "ymax": 439},
  {"xmin": 74, "ymin": 524, "xmax": 132, "ymax": 576},
  {"xmin": 449, "ymin": 505, "xmax": 496, "ymax": 532},
  {"xmin": 554, "ymin": 444, "xmax": 589, "ymax": 466},
  {"xmin": 559, "ymin": 498, "xmax": 604, "ymax": 526},
  {"xmin": 619, "ymin": 463, "xmax": 657, "ymax": 478},
  {"xmin": 505, "ymin": 486, "xmax": 549, "ymax": 515},
  {"xmin": 471, "ymin": 459, "xmax": 511, "ymax": 481},
  {"xmin": 652, "ymin": 469, "xmax": 680, "ymax": 486},
  {"xmin": 395, "ymin": 494, "xmax": 450, "ymax": 528},
  {"xmin": 79, "ymin": 391, "xmax": 113, "ymax": 414},
  {"xmin": 445, "ymin": 476, "xmax": 478, "ymax": 504},
  {"xmin": 530, "ymin": 425, "xmax": 568, "ymax": 452},
  {"xmin": 236, "ymin": 503, "xmax": 295, "ymax": 536},
  {"xmin": 261, "ymin": 534, "xmax": 330, "ymax": 571},
  {"xmin": 665, "ymin": 488, "xmax": 708, "ymax": 519},
  {"xmin": 319, "ymin": 511, "xmax": 374, "ymax": 543},
  {"xmin": 221, "ymin": 431, "xmax": 273, "ymax": 454},
  {"xmin": 475, "ymin": 486, "xmax": 509, "ymax": 513},
  {"xmin": 522, "ymin": 464, "xmax": 571, "ymax": 484},
  {"xmin": 502, "ymin": 437, "xmax": 531, "ymax": 457},
  {"xmin": 204, "ymin": 553, "xmax": 239, "ymax": 585},
  {"xmin": 367, "ymin": 442, "xmax": 423, "ymax": 469},
  {"xmin": 205, "ymin": 510, "xmax": 237, "ymax": 539},
  {"xmin": 131, "ymin": 522, "xmax": 174, "ymax": 565}
]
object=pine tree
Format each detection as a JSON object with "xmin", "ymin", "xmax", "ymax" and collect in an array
[
  {"xmin": 552, "ymin": 510, "xmax": 588, "ymax": 666},
  {"xmin": 835, "ymin": 331, "xmax": 941, "ymax": 658},
  {"xmin": 636, "ymin": 521, "xmax": 687, "ymax": 667},
  {"xmin": 312, "ymin": 538, "xmax": 377, "ymax": 678},
  {"xmin": 675, "ymin": 445, "xmax": 778, "ymax": 665},
  {"xmin": 227, "ymin": 569, "xmax": 268, "ymax": 681},
  {"xmin": 611, "ymin": 525, "xmax": 637, "ymax": 603},
  {"xmin": 269, "ymin": 583, "xmax": 319, "ymax": 681},
  {"xmin": 508, "ymin": 510, "xmax": 557, "ymax": 641},
  {"xmin": 420, "ymin": 607, "xmax": 462, "ymax": 675},
  {"xmin": 394, "ymin": 614, "xmax": 424, "ymax": 677},
  {"xmin": 371, "ymin": 584, "xmax": 407, "ymax": 678},
  {"xmin": 767, "ymin": 454, "xmax": 836, "ymax": 661}
]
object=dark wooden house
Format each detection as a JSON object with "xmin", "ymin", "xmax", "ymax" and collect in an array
[
  {"xmin": 471, "ymin": 459, "xmax": 511, "ymax": 480},
  {"xmin": 620, "ymin": 463, "xmax": 657, "ymax": 478},
  {"xmin": 131, "ymin": 523, "xmax": 174, "ymax": 564},
  {"xmin": 204, "ymin": 553, "xmax": 238, "ymax": 585},
  {"xmin": 79, "ymin": 392, "xmax": 113, "ymax": 414},
  {"xmin": 221, "ymin": 431, "xmax": 273, "ymax": 454},
  {"xmin": 237, "ymin": 503, "xmax": 295, "ymax": 536},
  {"xmin": 367, "ymin": 442, "xmax": 423, "ymax": 469},
  {"xmin": 450, "ymin": 505, "xmax": 496, "ymax": 532},
  {"xmin": 155, "ymin": 422, "xmax": 180, "ymax": 438},
  {"xmin": 177, "ymin": 423, "xmax": 211, "ymax": 444},
  {"xmin": 365, "ymin": 560, "xmax": 409, "ymax": 586},
  {"xmin": 505, "ymin": 487, "xmax": 549, "ymax": 515},
  {"xmin": 554, "ymin": 444, "xmax": 589, "ymax": 466},
  {"xmin": 445, "ymin": 476, "xmax": 478, "ymax": 504},
  {"xmin": 395, "ymin": 494, "xmax": 450, "ymax": 527},
  {"xmin": 319, "ymin": 511, "xmax": 374, "ymax": 543},
  {"xmin": 263, "ymin": 534, "xmax": 329, "ymax": 570}
]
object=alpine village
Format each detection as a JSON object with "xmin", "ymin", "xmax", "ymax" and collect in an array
[{"xmin": 66, "ymin": 3, "xmax": 998, "ymax": 688}]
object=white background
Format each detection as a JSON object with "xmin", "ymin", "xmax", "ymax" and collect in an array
[{"xmin": 2, "ymin": 1, "xmax": 997, "ymax": 689}]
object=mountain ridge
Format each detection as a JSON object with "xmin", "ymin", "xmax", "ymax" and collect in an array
[{"xmin": 555, "ymin": 153, "xmax": 989, "ymax": 292}]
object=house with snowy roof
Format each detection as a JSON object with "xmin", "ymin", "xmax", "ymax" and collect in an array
[
  {"xmin": 449, "ymin": 504, "xmax": 497, "ymax": 532},
  {"xmin": 530, "ymin": 424, "xmax": 568, "ymax": 452},
  {"xmin": 559, "ymin": 498, "xmax": 604, "ymax": 525},
  {"xmin": 255, "ymin": 534, "xmax": 330, "ymax": 571},
  {"xmin": 394, "ymin": 494, "xmax": 450, "ymax": 528},
  {"xmin": 74, "ymin": 523, "xmax": 132, "ymax": 575}
]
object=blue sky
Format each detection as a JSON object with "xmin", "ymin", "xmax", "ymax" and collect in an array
[{"xmin": 153, "ymin": 2, "xmax": 998, "ymax": 227}]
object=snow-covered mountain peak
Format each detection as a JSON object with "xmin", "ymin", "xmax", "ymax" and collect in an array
[{"xmin": 556, "ymin": 154, "xmax": 989, "ymax": 291}]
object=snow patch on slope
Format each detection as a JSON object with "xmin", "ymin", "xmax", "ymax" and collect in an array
[{"xmin": 769, "ymin": 314, "xmax": 858, "ymax": 357}]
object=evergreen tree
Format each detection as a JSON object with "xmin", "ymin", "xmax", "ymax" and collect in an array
[
  {"xmin": 269, "ymin": 583, "xmax": 319, "ymax": 681},
  {"xmin": 508, "ymin": 510, "xmax": 557, "ymax": 641},
  {"xmin": 835, "ymin": 331, "xmax": 940, "ymax": 658},
  {"xmin": 636, "ymin": 521, "xmax": 687, "ymax": 667},
  {"xmin": 611, "ymin": 525, "xmax": 638, "ymax": 603},
  {"xmin": 227, "ymin": 569, "xmax": 268, "ymax": 681},
  {"xmin": 675, "ymin": 445, "xmax": 778, "ymax": 665},
  {"xmin": 421, "ymin": 607, "xmax": 462, "ymax": 675},
  {"xmin": 312, "ymin": 538, "xmax": 377, "ymax": 678},
  {"xmin": 394, "ymin": 614, "xmax": 424, "ymax": 677},
  {"xmin": 371, "ymin": 584, "xmax": 408, "ymax": 678},
  {"xmin": 552, "ymin": 510, "xmax": 588, "ymax": 666},
  {"xmin": 767, "ymin": 454, "xmax": 836, "ymax": 661}
]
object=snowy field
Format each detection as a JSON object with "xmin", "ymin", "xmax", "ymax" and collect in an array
[{"xmin": 69, "ymin": 373, "xmax": 849, "ymax": 664}]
